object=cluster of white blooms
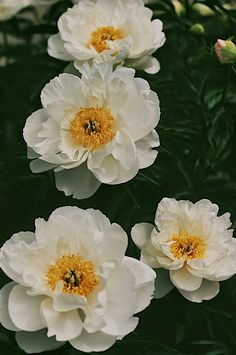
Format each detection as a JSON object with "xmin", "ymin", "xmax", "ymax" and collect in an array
[{"xmin": 1, "ymin": 0, "xmax": 236, "ymax": 354}]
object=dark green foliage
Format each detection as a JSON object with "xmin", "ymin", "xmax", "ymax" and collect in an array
[{"xmin": 0, "ymin": 0, "xmax": 236, "ymax": 354}]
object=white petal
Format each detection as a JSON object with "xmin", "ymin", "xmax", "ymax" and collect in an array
[
  {"xmin": 154, "ymin": 269, "xmax": 174, "ymax": 299},
  {"xmin": 136, "ymin": 130, "xmax": 160, "ymax": 169},
  {"xmin": 141, "ymin": 240, "xmax": 162, "ymax": 269},
  {"xmin": 116, "ymin": 317, "xmax": 139, "ymax": 340},
  {"xmin": 178, "ymin": 280, "xmax": 220, "ymax": 303},
  {"xmin": 52, "ymin": 293, "xmax": 87, "ymax": 312},
  {"xmin": 55, "ymin": 164, "xmax": 101, "ymax": 199},
  {"xmin": 16, "ymin": 329, "xmax": 65, "ymax": 354},
  {"xmin": 118, "ymin": 81, "xmax": 160, "ymax": 142},
  {"xmin": 8, "ymin": 285, "xmax": 45, "ymax": 331},
  {"xmin": 131, "ymin": 222, "xmax": 154, "ymax": 249},
  {"xmin": 83, "ymin": 290, "xmax": 107, "ymax": 333},
  {"xmin": 101, "ymin": 264, "xmax": 137, "ymax": 337},
  {"xmin": 123, "ymin": 256, "xmax": 155, "ymax": 313},
  {"xmin": 142, "ymin": 56, "xmax": 161, "ymax": 74},
  {"xmin": 112, "ymin": 130, "xmax": 137, "ymax": 170},
  {"xmin": 170, "ymin": 268, "xmax": 202, "ymax": 292},
  {"xmin": 0, "ymin": 282, "xmax": 20, "ymax": 331},
  {"xmin": 151, "ymin": 19, "xmax": 166, "ymax": 49},
  {"xmin": 48, "ymin": 34, "xmax": 74, "ymax": 61},
  {"xmin": 41, "ymin": 298, "xmax": 83, "ymax": 341},
  {"xmin": 97, "ymin": 222, "xmax": 128, "ymax": 262},
  {"xmin": 41, "ymin": 73, "xmax": 85, "ymax": 108},
  {"xmin": 0, "ymin": 232, "xmax": 36, "ymax": 284},
  {"xmin": 30, "ymin": 159, "xmax": 56, "ymax": 173},
  {"xmin": 23, "ymin": 109, "xmax": 50, "ymax": 155},
  {"xmin": 88, "ymin": 152, "xmax": 119, "ymax": 184},
  {"xmin": 129, "ymin": 56, "xmax": 161, "ymax": 74},
  {"xmin": 27, "ymin": 147, "xmax": 40, "ymax": 159},
  {"xmin": 102, "ymin": 317, "xmax": 138, "ymax": 340},
  {"xmin": 70, "ymin": 330, "xmax": 117, "ymax": 353}
]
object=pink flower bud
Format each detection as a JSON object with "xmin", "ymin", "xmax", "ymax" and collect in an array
[{"xmin": 215, "ymin": 39, "xmax": 236, "ymax": 64}]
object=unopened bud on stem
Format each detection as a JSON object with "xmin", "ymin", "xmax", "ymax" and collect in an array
[
  {"xmin": 192, "ymin": 3, "xmax": 214, "ymax": 17},
  {"xmin": 215, "ymin": 39, "xmax": 236, "ymax": 64},
  {"xmin": 190, "ymin": 23, "xmax": 205, "ymax": 34}
]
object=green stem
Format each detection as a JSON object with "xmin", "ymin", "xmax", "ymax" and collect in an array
[
  {"xmin": 220, "ymin": 66, "xmax": 232, "ymax": 106},
  {"xmin": 2, "ymin": 30, "xmax": 9, "ymax": 65}
]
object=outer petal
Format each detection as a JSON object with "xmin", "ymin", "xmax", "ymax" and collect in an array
[
  {"xmin": 40, "ymin": 298, "xmax": 83, "ymax": 341},
  {"xmin": 101, "ymin": 263, "xmax": 137, "ymax": 337},
  {"xmin": 136, "ymin": 129, "xmax": 160, "ymax": 169},
  {"xmin": 114, "ymin": 69, "xmax": 160, "ymax": 142},
  {"xmin": 154, "ymin": 268, "xmax": 174, "ymax": 299},
  {"xmin": 70, "ymin": 330, "xmax": 117, "ymax": 353},
  {"xmin": 55, "ymin": 164, "xmax": 101, "ymax": 199},
  {"xmin": 141, "ymin": 240, "xmax": 162, "ymax": 269},
  {"xmin": 94, "ymin": 221, "xmax": 128, "ymax": 263},
  {"xmin": 41, "ymin": 73, "xmax": 86, "ymax": 108},
  {"xmin": 8, "ymin": 285, "xmax": 45, "ymax": 331},
  {"xmin": 123, "ymin": 256, "xmax": 155, "ymax": 313},
  {"xmin": 128, "ymin": 56, "xmax": 161, "ymax": 74},
  {"xmin": 131, "ymin": 222, "xmax": 154, "ymax": 249},
  {"xmin": 0, "ymin": 282, "xmax": 20, "ymax": 331},
  {"xmin": 30, "ymin": 159, "xmax": 57, "ymax": 173},
  {"xmin": 151, "ymin": 19, "xmax": 166, "ymax": 49},
  {"xmin": 170, "ymin": 268, "xmax": 202, "ymax": 292},
  {"xmin": 23, "ymin": 109, "xmax": 56, "ymax": 156},
  {"xmin": 0, "ymin": 232, "xmax": 36, "ymax": 285},
  {"xmin": 178, "ymin": 280, "xmax": 220, "ymax": 303},
  {"xmin": 16, "ymin": 329, "xmax": 65, "ymax": 354},
  {"xmin": 48, "ymin": 34, "xmax": 74, "ymax": 61},
  {"xmin": 112, "ymin": 130, "xmax": 137, "ymax": 171}
]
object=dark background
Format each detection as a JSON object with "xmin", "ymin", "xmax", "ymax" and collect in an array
[{"xmin": 1, "ymin": 0, "xmax": 236, "ymax": 354}]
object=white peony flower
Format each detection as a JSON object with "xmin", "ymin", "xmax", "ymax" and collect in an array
[
  {"xmin": 131, "ymin": 198, "xmax": 236, "ymax": 303},
  {"xmin": 0, "ymin": 0, "xmax": 31, "ymax": 21},
  {"xmin": 0, "ymin": 206, "xmax": 155, "ymax": 353},
  {"xmin": 48, "ymin": 0, "xmax": 166, "ymax": 74},
  {"xmin": 23, "ymin": 62, "xmax": 160, "ymax": 200}
]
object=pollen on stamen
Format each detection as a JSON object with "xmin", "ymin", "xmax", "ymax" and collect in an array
[
  {"xmin": 88, "ymin": 26, "xmax": 124, "ymax": 53},
  {"xmin": 46, "ymin": 254, "xmax": 99, "ymax": 297},
  {"xmin": 170, "ymin": 232, "xmax": 206, "ymax": 261},
  {"xmin": 70, "ymin": 107, "xmax": 116, "ymax": 151}
]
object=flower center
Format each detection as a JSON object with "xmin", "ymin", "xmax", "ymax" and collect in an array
[
  {"xmin": 88, "ymin": 26, "xmax": 124, "ymax": 53},
  {"xmin": 46, "ymin": 255, "xmax": 99, "ymax": 296},
  {"xmin": 70, "ymin": 107, "xmax": 116, "ymax": 151},
  {"xmin": 170, "ymin": 232, "xmax": 206, "ymax": 260}
]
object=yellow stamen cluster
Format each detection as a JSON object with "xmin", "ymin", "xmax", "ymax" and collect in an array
[
  {"xmin": 88, "ymin": 26, "xmax": 124, "ymax": 53},
  {"xmin": 170, "ymin": 232, "xmax": 206, "ymax": 261},
  {"xmin": 46, "ymin": 254, "xmax": 99, "ymax": 296},
  {"xmin": 70, "ymin": 107, "xmax": 116, "ymax": 151}
]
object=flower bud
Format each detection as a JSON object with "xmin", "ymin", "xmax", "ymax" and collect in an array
[
  {"xmin": 172, "ymin": 0, "xmax": 185, "ymax": 17},
  {"xmin": 192, "ymin": 3, "xmax": 214, "ymax": 17},
  {"xmin": 215, "ymin": 39, "xmax": 236, "ymax": 64},
  {"xmin": 190, "ymin": 23, "xmax": 205, "ymax": 34}
]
